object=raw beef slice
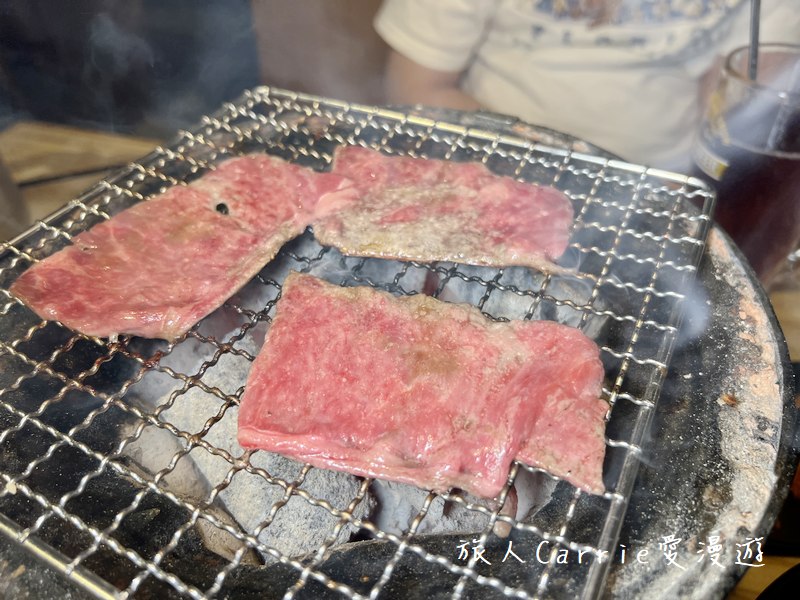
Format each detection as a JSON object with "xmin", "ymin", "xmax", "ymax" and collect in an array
[
  {"xmin": 238, "ymin": 272, "xmax": 607, "ymax": 498},
  {"xmin": 313, "ymin": 146, "xmax": 574, "ymax": 272},
  {"xmin": 11, "ymin": 155, "xmax": 353, "ymax": 340}
]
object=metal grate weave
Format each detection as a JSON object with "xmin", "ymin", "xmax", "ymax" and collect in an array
[{"xmin": 0, "ymin": 87, "xmax": 714, "ymax": 599}]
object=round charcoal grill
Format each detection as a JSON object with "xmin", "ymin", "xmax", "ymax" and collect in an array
[{"xmin": 0, "ymin": 89, "xmax": 795, "ymax": 599}]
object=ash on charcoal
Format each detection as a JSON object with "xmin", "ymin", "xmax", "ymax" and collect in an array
[
  {"xmin": 370, "ymin": 481, "xmax": 490, "ymax": 536},
  {"xmin": 514, "ymin": 466, "xmax": 559, "ymax": 522},
  {"xmin": 434, "ymin": 264, "xmax": 616, "ymax": 342},
  {"xmin": 257, "ymin": 230, "xmax": 431, "ymax": 299},
  {"xmin": 122, "ymin": 416, "xmax": 263, "ymax": 565},
  {"xmin": 369, "ymin": 466, "xmax": 557, "ymax": 538},
  {"xmin": 341, "ymin": 255, "xmax": 429, "ymax": 296},
  {"xmin": 126, "ymin": 335, "xmax": 374, "ymax": 564},
  {"xmin": 433, "ymin": 263, "xmax": 504, "ymax": 309}
]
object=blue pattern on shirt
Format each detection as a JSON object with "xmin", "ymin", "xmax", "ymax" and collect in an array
[{"xmin": 533, "ymin": 0, "xmax": 736, "ymax": 24}]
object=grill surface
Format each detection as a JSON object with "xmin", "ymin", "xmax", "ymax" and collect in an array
[{"xmin": 0, "ymin": 88, "xmax": 714, "ymax": 599}]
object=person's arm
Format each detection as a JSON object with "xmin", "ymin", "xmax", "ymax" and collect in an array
[
  {"xmin": 384, "ymin": 49, "xmax": 482, "ymax": 111},
  {"xmin": 698, "ymin": 54, "xmax": 724, "ymax": 111}
]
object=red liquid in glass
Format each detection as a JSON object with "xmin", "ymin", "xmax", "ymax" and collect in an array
[{"xmin": 692, "ymin": 108, "xmax": 800, "ymax": 284}]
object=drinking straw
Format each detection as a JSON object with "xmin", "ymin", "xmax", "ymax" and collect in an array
[
  {"xmin": 766, "ymin": 57, "xmax": 800, "ymax": 150},
  {"xmin": 748, "ymin": 0, "xmax": 760, "ymax": 81}
]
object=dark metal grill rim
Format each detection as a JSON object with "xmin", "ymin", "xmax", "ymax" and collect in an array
[{"xmin": 0, "ymin": 86, "xmax": 715, "ymax": 600}]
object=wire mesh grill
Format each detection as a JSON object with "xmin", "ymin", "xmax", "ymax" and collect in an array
[{"xmin": 0, "ymin": 87, "xmax": 714, "ymax": 599}]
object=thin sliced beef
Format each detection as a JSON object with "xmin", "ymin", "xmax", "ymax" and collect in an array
[
  {"xmin": 11, "ymin": 155, "xmax": 353, "ymax": 340},
  {"xmin": 12, "ymin": 147, "xmax": 575, "ymax": 341},
  {"xmin": 238, "ymin": 272, "xmax": 607, "ymax": 498},
  {"xmin": 313, "ymin": 146, "xmax": 573, "ymax": 272}
]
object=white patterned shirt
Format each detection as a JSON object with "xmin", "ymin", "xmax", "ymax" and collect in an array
[{"xmin": 375, "ymin": 0, "xmax": 800, "ymax": 170}]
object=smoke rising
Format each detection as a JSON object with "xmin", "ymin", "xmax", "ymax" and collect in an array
[{"xmin": 0, "ymin": 0, "xmax": 260, "ymax": 137}]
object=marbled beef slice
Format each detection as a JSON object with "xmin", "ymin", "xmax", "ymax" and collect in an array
[
  {"xmin": 238, "ymin": 272, "xmax": 607, "ymax": 499},
  {"xmin": 313, "ymin": 145, "xmax": 573, "ymax": 272},
  {"xmin": 10, "ymin": 155, "xmax": 353, "ymax": 340}
]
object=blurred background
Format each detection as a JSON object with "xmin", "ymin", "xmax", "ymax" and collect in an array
[
  {"xmin": 0, "ymin": 0, "xmax": 388, "ymax": 239},
  {"xmin": 0, "ymin": 0, "xmax": 387, "ymax": 136}
]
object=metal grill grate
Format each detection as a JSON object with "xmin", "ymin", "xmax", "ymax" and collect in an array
[{"xmin": 0, "ymin": 88, "xmax": 714, "ymax": 599}]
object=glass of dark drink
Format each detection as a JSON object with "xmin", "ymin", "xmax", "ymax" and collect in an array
[{"xmin": 692, "ymin": 43, "xmax": 800, "ymax": 287}]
